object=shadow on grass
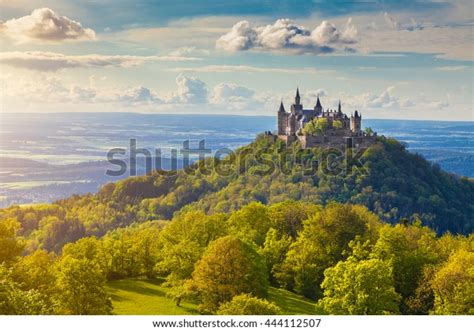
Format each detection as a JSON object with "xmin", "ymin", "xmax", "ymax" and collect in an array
[
  {"xmin": 108, "ymin": 278, "xmax": 167, "ymax": 297},
  {"xmin": 268, "ymin": 287, "xmax": 316, "ymax": 315}
]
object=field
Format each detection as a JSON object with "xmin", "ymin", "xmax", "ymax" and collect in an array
[{"xmin": 106, "ymin": 278, "xmax": 316, "ymax": 315}]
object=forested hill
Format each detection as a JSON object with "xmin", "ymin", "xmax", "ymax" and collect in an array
[{"xmin": 1, "ymin": 135, "xmax": 473, "ymax": 254}]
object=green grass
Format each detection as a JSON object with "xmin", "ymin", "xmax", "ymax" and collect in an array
[
  {"xmin": 106, "ymin": 278, "xmax": 316, "ymax": 315},
  {"xmin": 106, "ymin": 278, "xmax": 198, "ymax": 315},
  {"xmin": 268, "ymin": 287, "xmax": 316, "ymax": 315}
]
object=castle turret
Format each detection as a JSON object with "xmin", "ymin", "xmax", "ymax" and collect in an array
[
  {"xmin": 277, "ymin": 101, "xmax": 287, "ymax": 135},
  {"xmin": 338, "ymin": 100, "xmax": 342, "ymax": 113},
  {"xmin": 291, "ymin": 87, "xmax": 303, "ymax": 112},
  {"xmin": 350, "ymin": 110, "xmax": 362, "ymax": 135},
  {"xmin": 314, "ymin": 95, "xmax": 322, "ymax": 115},
  {"xmin": 295, "ymin": 88, "xmax": 301, "ymax": 105}
]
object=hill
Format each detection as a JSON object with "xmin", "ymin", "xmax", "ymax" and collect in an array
[
  {"xmin": 1, "ymin": 135, "xmax": 472, "ymax": 253},
  {"xmin": 94, "ymin": 135, "xmax": 473, "ymax": 235}
]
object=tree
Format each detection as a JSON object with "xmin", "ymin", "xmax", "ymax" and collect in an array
[
  {"xmin": 268, "ymin": 201, "xmax": 320, "ymax": 239},
  {"xmin": 260, "ymin": 228, "xmax": 292, "ymax": 285},
  {"xmin": 303, "ymin": 118, "xmax": 329, "ymax": 136},
  {"xmin": 0, "ymin": 218, "xmax": 24, "ymax": 263},
  {"xmin": 317, "ymin": 258, "xmax": 401, "ymax": 314},
  {"xmin": 371, "ymin": 224, "xmax": 439, "ymax": 313},
  {"xmin": 188, "ymin": 236, "xmax": 268, "ymax": 313},
  {"xmin": 332, "ymin": 120, "xmax": 343, "ymax": 129},
  {"xmin": 39, "ymin": 216, "xmax": 85, "ymax": 253},
  {"xmin": 364, "ymin": 127, "xmax": 374, "ymax": 136},
  {"xmin": 156, "ymin": 212, "xmax": 228, "ymax": 304},
  {"xmin": 431, "ymin": 249, "xmax": 474, "ymax": 315},
  {"xmin": 405, "ymin": 265, "xmax": 436, "ymax": 314},
  {"xmin": 12, "ymin": 249, "xmax": 57, "ymax": 300},
  {"xmin": 228, "ymin": 202, "xmax": 271, "ymax": 246},
  {"xmin": 56, "ymin": 256, "xmax": 112, "ymax": 314},
  {"xmin": 0, "ymin": 264, "xmax": 52, "ymax": 314},
  {"xmin": 217, "ymin": 294, "xmax": 282, "ymax": 315},
  {"xmin": 278, "ymin": 203, "xmax": 370, "ymax": 299}
]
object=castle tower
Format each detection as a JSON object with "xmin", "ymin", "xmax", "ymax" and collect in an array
[
  {"xmin": 314, "ymin": 95, "xmax": 323, "ymax": 115},
  {"xmin": 288, "ymin": 112, "xmax": 296, "ymax": 136},
  {"xmin": 350, "ymin": 110, "xmax": 362, "ymax": 134},
  {"xmin": 277, "ymin": 101, "xmax": 286, "ymax": 135},
  {"xmin": 338, "ymin": 100, "xmax": 342, "ymax": 113},
  {"xmin": 291, "ymin": 87, "xmax": 303, "ymax": 112}
]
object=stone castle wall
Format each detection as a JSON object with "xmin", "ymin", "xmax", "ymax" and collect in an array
[{"xmin": 277, "ymin": 134, "xmax": 377, "ymax": 149}]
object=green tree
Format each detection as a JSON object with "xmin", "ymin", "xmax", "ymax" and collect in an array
[
  {"xmin": 188, "ymin": 236, "xmax": 268, "ymax": 313},
  {"xmin": 228, "ymin": 202, "xmax": 271, "ymax": 246},
  {"xmin": 278, "ymin": 203, "xmax": 371, "ymax": 299},
  {"xmin": 0, "ymin": 265, "xmax": 52, "ymax": 314},
  {"xmin": 332, "ymin": 120, "xmax": 343, "ymax": 129},
  {"xmin": 318, "ymin": 258, "xmax": 400, "ymax": 314},
  {"xmin": 431, "ymin": 249, "xmax": 474, "ymax": 314},
  {"xmin": 268, "ymin": 201, "xmax": 320, "ymax": 239},
  {"xmin": 39, "ymin": 216, "xmax": 85, "ymax": 253},
  {"xmin": 0, "ymin": 218, "xmax": 24, "ymax": 263},
  {"xmin": 260, "ymin": 228, "xmax": 292, "ymax": 285},
  {"xmin": 157, "ymin": 212, "xmax": 228, "ymax": 304},
  {"xmin": 217, "ymin": 294, "xmax": 282, "ymax": 315},
  {"xmin": 56, "ymin": 256, "xmax": 112, "ymax": 314},
  {"xmin": 12, "ymin": 249, "xmax": 57, "ymax": 300},
  {"xmin": 303, "ymin": 118, "xmax": 329, "ymax": 135},
  {"xmin": 371, "ymin": 224, "xmax": 439, "ymax": 313},
  {"xmin": 364, "ymin": 127, "xmax": 374, "ymax": 136}
]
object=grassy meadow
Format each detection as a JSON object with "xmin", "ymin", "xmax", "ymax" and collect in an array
[{"xmin": 106, "ymin": 278, "xmax": 316, "ymax": 315}]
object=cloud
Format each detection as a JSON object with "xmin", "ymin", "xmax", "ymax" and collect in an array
[
  {"xmin": 353, "ymin": 11, "xmax": 472, "ymax": 60},
  {"xmin": 338, "ymin": 86, "xmax": 414, "ymax": 111},
  {"xmin": 169, "ymin": 74, "xmax": 208, "ymax": 104},
  {"xmin": 0, "ymin": 51, "xmax": 201, "ymax": 71},
  {"xmin": 211, "ymin": 83, "xmax": 253, "ymax": 102},
  {"xmin": 0, "ymin": 8, "xmax": 96, "ymax": 43},
  {"xmin": 435, "ymin": 66, "xmax": 469, "ymax": 71},
  {"xmin": 116, "ymin": 86, "xmax": 163, "ymax": 105},
  {"xmin": 168, "ymin": 46, "xmax": 210, "ymax": 57},
  {"xmin": 306, "ymin": 88, "xmax": 327, "ymax": 98},
  {"xmin": 384, "ymin": 12, "xmax": 424, "ymax": 31},
  {"xmin": 216, "ymin": 18, "xmax": 358, "ymax": 54},
  {"xmin": 166, "ymin": 64, "xmax": 325, "ymax": 74}
]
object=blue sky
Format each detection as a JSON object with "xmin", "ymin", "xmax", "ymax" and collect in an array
[{"xmin": 0, "ymin": 0, "xmax": 472, "ymax": 120}]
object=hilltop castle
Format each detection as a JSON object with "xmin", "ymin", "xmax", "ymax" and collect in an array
[{"xmin": 275, "ymin": 88, "xmax": 376, "ymax": 149}]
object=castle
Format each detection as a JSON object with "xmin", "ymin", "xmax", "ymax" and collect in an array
[{"xmin": 276, "ymin": 88, "xmax": 375, "ymax": 149}]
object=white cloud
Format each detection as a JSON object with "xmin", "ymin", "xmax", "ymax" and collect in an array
[
  {"xmin": 211, "ymin": 83, "xmax": 255, "ymax": 103},
  {"xmin": 435, "ymin": 66, "xmax": 469, "ymax": 72},
  {"xmin": 0, "ymin": 51, "xmax": 201, "ymax": 71},
  {"xmin": 168, "ymin": 74, "xmax": 208, "ymax": 104},
  {"xmin": 166, "ymin": 64, "xmax": 324, "ymax": 74},
  {"xmin": 216, "ymin": 18, "xmax": 358, "ymax": 54},
  {"xmin": 0, "ymin": 8, "xmax": 96, "ymax": 43},
  {"xmin": 116, "ymin": 86, "xmax": 163, "ymax": 105},
  {"xmin": 69, "ymin": 86, "xmax": 97, "ymax": 103},
  {"xmin": 168, "ymin": 46, "xmax": 210, "ymax": 57}
]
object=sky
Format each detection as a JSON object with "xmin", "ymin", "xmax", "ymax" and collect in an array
[{"xmin": 0, "ymin": 0, "xmax": 472, "ymax": 120}]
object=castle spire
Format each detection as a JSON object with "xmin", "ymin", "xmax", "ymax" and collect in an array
[
  {"xmin": 295, "ymin": 87, "xmax": 301, "ymax": 105},
  {"xmin": 315, "ymin": 95, "xmax": 322, "ymax": 109},
  {"xmin": 314, "ymin": 94, "xmax": 322, "ymax": 114},
  {"xmin": 278, "ymin": 100, "xmax": 285, "ymax": 112},
  {"xmin": 338, "ymin": 100, "xmax": 341, "ymax": 112}
]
